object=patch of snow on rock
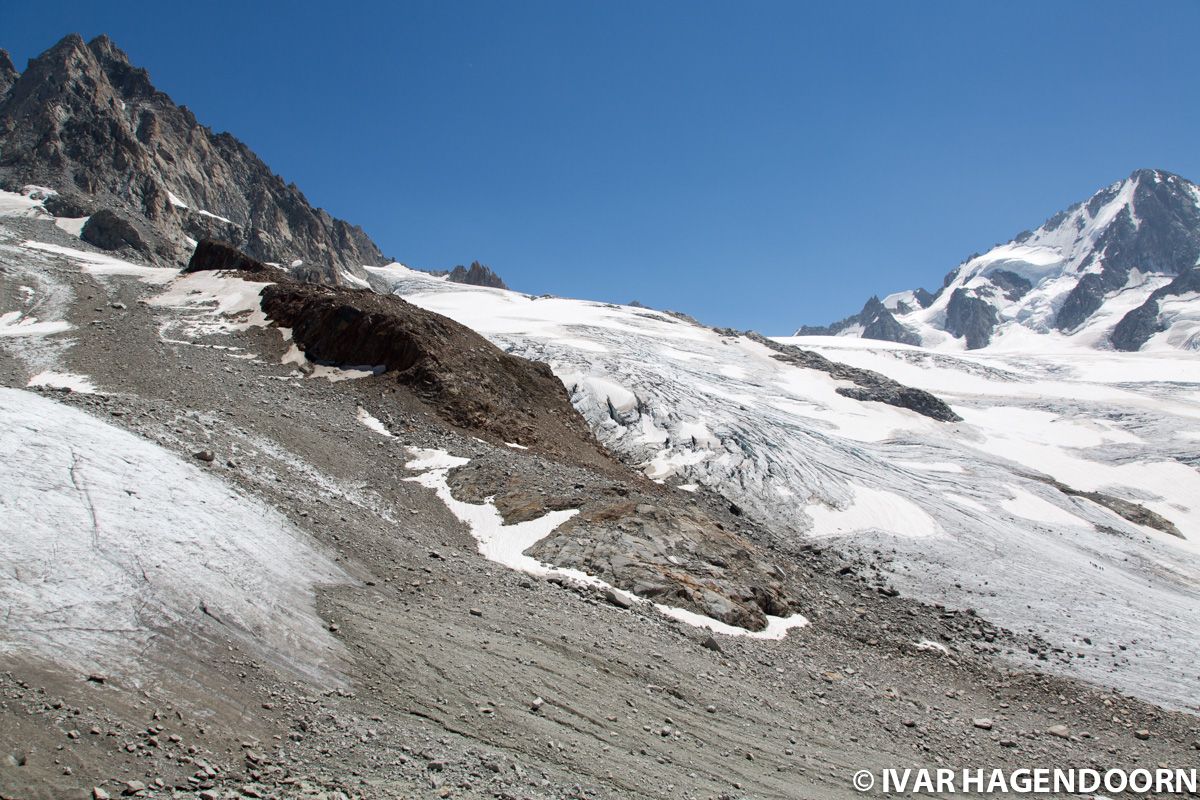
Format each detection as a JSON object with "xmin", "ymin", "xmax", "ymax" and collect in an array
[{"xmin": 27, "ymin": 370, "xmax": 96, "ymax": 393}]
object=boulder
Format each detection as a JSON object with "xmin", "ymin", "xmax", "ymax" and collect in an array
[
  {"xmin": 184, "ymin": 239, "xmax": 276, "ymax": 276},
  {"xmin": 43, "ymin": 192, "xmax": 95, "ymax": 218},
  {"xmin": 80, "ymin": 209, "xmax": 151, "ymax": 256}
]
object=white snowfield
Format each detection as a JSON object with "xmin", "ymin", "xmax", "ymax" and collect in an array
[
  {"xmin": 369, "ymin": 263, "xmax": 1200, "ymax": 711},
  {"xmin": 871, "ymin": 171, "xmax": 1200, "ymax": 352},
  {"xmin": 0, "ymin": 387, "xmax": 348, "ymax": 683}
]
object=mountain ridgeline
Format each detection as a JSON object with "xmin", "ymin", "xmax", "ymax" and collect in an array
[
  {"xmin": 0, "ymin": 34, "xmax": 506, "ymax": 290},
  {"xmin": 797, "ymin": 169, "xmax": 1200, "ymax": 352}
]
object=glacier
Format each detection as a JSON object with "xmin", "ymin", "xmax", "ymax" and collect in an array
[{"xmin": 368, "ymin": 262, "xmax": 1200, "ymax": 712}]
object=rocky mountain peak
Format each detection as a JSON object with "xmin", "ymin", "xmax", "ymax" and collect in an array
[
  {"xmin": 448, "ymin": 260, "xmax": 508, "ymax": 289},
  {"xmin": 0, "ymin": 33, "xmax": 386, "ymax": 283},
  {"xmin": 797, "ymin": 169, "xmax": 1200, "ymax": 352}
]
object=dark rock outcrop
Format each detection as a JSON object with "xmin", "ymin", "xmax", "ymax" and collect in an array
[
  {"xmin": 260, "ymin": 282, "xmax": 613, "ymax": 467},
  {"xmin": 1029, "ymin": 475, "xmax": 1183, "ymax": 539},
  {"xmin": 42, "ymin": 192, "xmax": 94, "ymax": 218},
  {"xmin": 1095, "ymin": 172, "xmax": 1200, "ymax": 279},
  {"xmin": 945, "ymin": 288, "xmax": 997, "ymax": 349},
  {"xmin": 913, "ymin": 287, "xmax": 935, "ymax": 308},
  {"xmin": 1109, "ymin": 298, "xmax": 1162, "ymax": 351},
  {"xmin": 532, "ymin": 501, "xmax": 798, "ymax": 632},
  {"xmin": 1054, "ymin": 175, "xmax": 1200, "ymax": 331},
  {"xmin": 0, "ymin": 34, "xmax": 386, "ymax": 279},
  {"xmin": 1055, "ymin": 272, "xmax": 1113, "ymax": 331},
  {"xmin": 864, "ymin": 299, "xmax": 916, "ymax": 345},
  {"xmin": 448, "ymin": 261, "xmax": 508, "ymax": 289},
  {"xmin": 989, "ymin": 269, "xmax": 1032, "ymax": 302},
  {"xmin": 796, "ymin": 296, "xmax": 920, "ymax": 346},
  {"xmin": 184, "ymin": 239, "xmax": 283, "ymax": 278},
  {"xmin": 80, "ymin": 208, "xmax": 152, "ymax": 256},
  {"xmin": 1111, "ymin": 267, "xmax": 1200, "ymax": 351},
  {"xmin": 745, "ymin": 333, "xmax": 961, "ymax": 422}
]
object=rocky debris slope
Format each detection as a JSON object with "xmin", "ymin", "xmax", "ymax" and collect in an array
[
  {"xmin": 258, "ymin": 280, "xmax": 613, "ymax": 469},
  {"xmin": 0, "ymin": 34, "xmax": 385, "ymax": 281},
  {"xmin": 797, "ymin": 169, "xmax": 1200, "ymax": 351}
]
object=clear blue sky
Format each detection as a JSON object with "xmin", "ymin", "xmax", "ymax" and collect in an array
[{"xmin": 6, "ymin": 1, "xmax": 1199, "ymax": 333}]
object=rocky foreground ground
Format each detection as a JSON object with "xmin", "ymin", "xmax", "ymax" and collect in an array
[{"xmin": 1, "ymin": 218, "xmax": 1198, "ymax": 799}]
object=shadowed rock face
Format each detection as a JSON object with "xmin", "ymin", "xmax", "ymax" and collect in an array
[
  {"xmin": 945, "ymin": 288, "xmax": 997, "ymax": 349},
  {"xmin": 0, "ymin": 34, "xmax": 385, "ymax": 281},
  {"xmin": 259, "ymin": 281, "xmax": 616, "ymax": 469},
  {"xmin": 184, "ymin": 239, "xmax": 279, "ymax": 277},
  {"xmin": 989, "ymin": 269, "xmax": 1032, "ymax": 302},
  {"xmin": 80, "ymin": 208, "xmax": 154, "ymax": 257},
  {"xmin": 1112, "ymin": 267, "xmax": 1200, "ymax": 351}
]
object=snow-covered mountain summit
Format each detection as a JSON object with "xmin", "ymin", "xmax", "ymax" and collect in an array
[{"xmin": 798, "ymin": 169, "xmax": 1200, "ymax": 352}]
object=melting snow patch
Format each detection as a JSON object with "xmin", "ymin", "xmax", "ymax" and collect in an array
[
  {"xmin": 504, "ymin": 442, "xmax": 529, "ymax": 450},
  {"xmin": 150, "ymin": 272, "xmax": 272, "ymax": 338},
  {"xmin": 356, "ymin": 407, "xmax": 393, "ymax": 437},
  {"xmin": 27, "ymin": 370, "xmax": 96, "ymax": 394},
  {"xmin": 53, "ymin": 216, "xmax": 89, "ymax": 237},
  {"xmin": 916, "ymin": 639, "xmax": 949, "ymax": 655},
  {"xmin": 340, "ymin": 270, "xmax": 372, "ymax": 289},
  {"xmin": 307, "ymin": 363, "xmax": 385, "ymax": 382},
  {"xmin": 404, "ymin": 447, "xmax": 579, "ymax": 577},
  {"xmin": 0, "ymin": 188, "xmax": 50, "ymax": 218},
  {"xmin": 0, "ymin": 310, "xmax": 71, "ymax": 337},
  {"xmin": 404, "ymin": 447, "xmax": 807, "ymax": 639},
  {"xmin": 283, "ymin": 342, "xmax": 384, "ymax": 382},
  {"xmin": 654, "ymin": 604, "xmax": 807, "ymax": 640},
  {"xmin": 22, "ymin": 240, "xmax": 177, "ymax": 284}
]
